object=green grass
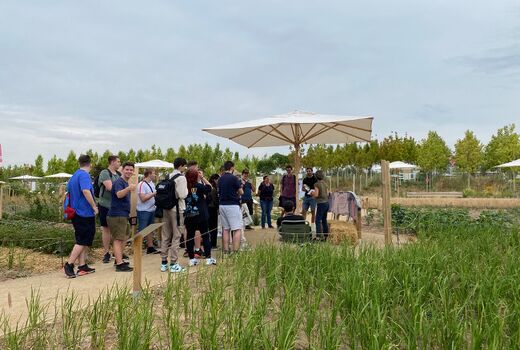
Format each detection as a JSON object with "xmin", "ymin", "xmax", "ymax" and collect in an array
[{"xmin": 2, "ymin": 224, "xmax": 520, "ymax": 348}]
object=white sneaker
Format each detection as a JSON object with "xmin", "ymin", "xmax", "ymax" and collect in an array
[
  {"xmin": 188, "ymin": 258, "xmax": 199, "ymax": 267},
  {"xmin": 205, "ymin": 258, "xmax": 217, "ymax": 266},
  {"xmin": 160, "ymin": 263, "xmax": 168, "ymax": 272},
  {"xmin": 169, "ymin": 263, "xmax": 185, "ymax": 273}
]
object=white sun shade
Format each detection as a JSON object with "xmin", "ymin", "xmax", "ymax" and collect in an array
[
  {"xmin": 496, "ymin": 159, "xmax": 520, "ymax": 168},
  {"xmin": 389, "ymin": 161, "xmax": 418, "ymax": 170},
  {"xmin": 203, "ymin": 111, "xmax": 373, "ymax": 148},
  {"xmin": 9, "ymin": 175, "xmax": 43, "ymax": 180},
  {"xmin": 134, "ymin": 159, "xmax": 174, "ymax": 168},
  {"xmin": 44, "ymin": 172, "xmax": 73, "ymax": 178}
]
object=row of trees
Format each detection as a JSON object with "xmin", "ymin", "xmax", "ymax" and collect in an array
[{"xmin": 1, "ymin": 124, "xmax": 519, "ymax": 182}]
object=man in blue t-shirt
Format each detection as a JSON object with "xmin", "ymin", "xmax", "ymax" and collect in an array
[
  {"xmin": 107, "ymin": 162, "xmax": 136, "ymax": 272},
  {"xmin": 240, "ymin": 169, "xmax": 254, "ymax": 230},
  {"xmin": 63, "ymin": 154, "xmax": 99, "ymax": 278},
  {"xmin": 218, "ymin": 160, "xmax": 243, "ymax": 253}
]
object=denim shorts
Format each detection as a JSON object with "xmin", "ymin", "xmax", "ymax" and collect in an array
[
  {"xmin": 137, "ymin": 210, "xmax": 155, "ymax": 232},
  {"xmin": 302, "ymin": 196, "xmax": 317, "ymax": 211}
]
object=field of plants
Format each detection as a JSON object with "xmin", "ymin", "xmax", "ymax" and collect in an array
[{"xmin": 2, "ymin": 212, "xmax": 520, "ymax": 349}]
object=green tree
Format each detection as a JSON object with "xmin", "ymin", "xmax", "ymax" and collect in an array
[
  {"xmin": 257, "ymin": 157, "xmax": 276, "ymax": 174},
  {"xmin": 86, "ymin": 149, "xmax": 99, "ymax": 168},
  {"xmin": 100, "ymin": 150, "xmax": 112, "ymax": 168},
  {"xmin": 46, "ymin": 155, "xmax": 65, "ymax": 175},
  {"xmin": 64, "ymin": 151, "xmax": 78, "ymax": 174},
  {"xmin": 379, "ymin": 133, "xmax": 418, "ymax": 163},
  {"xmin": 33, "ymin": 154, "xmax": 44, "ymax": 177},
  {"xmin": 165, "ymin": 148, "xmax": 176, "ymax": 163},
  {"xmin": 484, "ymin": 124, "xmax": 520, "ymax": 170},
  {"xmin": 417, "ymin": 131, "xmax": 451, "ymax": 174},
  {"xmin": 127, "ymin": 148, "xmax": 136, "ymax": 162},
  {"xmin": 454, "ymin": 130, "xmax": 483, "ymax": 188}
]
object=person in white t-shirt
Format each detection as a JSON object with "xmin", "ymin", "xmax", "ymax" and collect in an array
[{"xmin": 137, "ymin": 168, "xmax": 159, "ymax": 254}]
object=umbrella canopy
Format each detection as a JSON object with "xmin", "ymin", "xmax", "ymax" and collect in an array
[
  {"xmin": 9, "ymin": 175, "xmax": 43, "ymax": 180},
  {"xmin": 496, "ymin": 159, "xmax": 520, "ymax": 168},
  {"xmin": 203, "ymin": 111, "xmax": 373, "ymax": 148},
  {"xmin": 134, "ymin": 159, "xmax": 174, "ymax": 168},
  {"xmin": 389, "ymin": 161, "xmax": 418, "ymax": 170},
  {"xmin": 203, "ymin": 111, "xmax": 373, "ymax": 204},
  {"xmin": 44, "ymin": 172, "xmax": 73, "ymax": 178}
]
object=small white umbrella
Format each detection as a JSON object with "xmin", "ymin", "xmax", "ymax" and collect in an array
[
  {"xmin": 9, "ymin": 175, "xmax": 43, "ymax": 180},
  {"xmin": 496, "ymin": 158, "xmax": 520, "ymax": 192},
  {"xmin": 134, "ymin": 159, "xmax": 174, "ymax": 168},
  {"xmin": 496, "ymin": 159, "xmax": 520, "ymax": 168},
  {"xmin": 44, "ymin": 172, "xmax": 73, "ymax": 179},
  {"xmin": 389, "ymin": 161, "xmax": 418, "ymax": 170}
]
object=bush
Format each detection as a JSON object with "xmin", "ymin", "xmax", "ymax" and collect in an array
[
  {"xmin": 391, "ymin": 205, "xmax": 520, "ymax": 234},
  {"xmin": 0, "ymin": 218, "xmax": 101, "ymax": 255}
]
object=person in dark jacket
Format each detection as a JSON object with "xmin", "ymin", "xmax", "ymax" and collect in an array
[
  {"xmin": 184, "ymin": 169, "xmax": 216, "ymax": 266},
  {"xmin": 207, "ymin": 174, "xmax": 220, "ymax": 248},
  {"xmin": 257, "ymin": 175, "xmax": 274, "ymax": 229}
]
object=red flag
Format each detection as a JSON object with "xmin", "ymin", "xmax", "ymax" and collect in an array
[{"xmin": 0, "ymin": 144, "xmax": 3, "ymax": 167}]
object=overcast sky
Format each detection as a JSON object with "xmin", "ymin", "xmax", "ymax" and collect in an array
[{"xmin": 1, "ymin": 1, "xmax": 519, "ymax": 166}]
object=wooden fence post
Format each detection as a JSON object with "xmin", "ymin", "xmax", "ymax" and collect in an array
[
  {"xmin": 355, "ymin": 207, "xmax": 362, "ymax": 240},
  {"xmin": 381, "ymin": 160, "xmax": 392, "ymax": 245},
  {"xmin": 0, "ymin": 182, "xmax": 4, "ymax": 220},
  {"xmin": 130, "ymin": 167, "xmax": 142, "ymax": 296}
]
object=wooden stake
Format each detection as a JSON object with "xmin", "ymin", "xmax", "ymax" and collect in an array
[
  {"xmin": 0, "ymin": 183, "xmax": 4, "ymax": 220},
  {"xmin": 130, "ymin": 167, "xmax": 141, "ymax": 296},
  {"xmin": 381, "ymin": 160, "xmax": 392, "ymax": 245},
  {"xmin": 355, "ymin": 207, "xmax": 362, "ymax": 241}
]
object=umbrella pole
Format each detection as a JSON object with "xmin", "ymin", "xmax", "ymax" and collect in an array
[{"xmin": 294, "ymin": 143, "xmax": 301, "ymax": 212}]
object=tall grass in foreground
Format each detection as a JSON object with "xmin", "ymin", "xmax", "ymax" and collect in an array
[{"xmin": 2, "ymin": 224, "xmax": 520, "ymax": 349}]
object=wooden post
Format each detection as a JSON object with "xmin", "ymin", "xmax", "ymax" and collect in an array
[
  {"xmin": 355, "ymin": 207, "xmax": 362, "ymax": 240},
  {"xmin": 0, "ymin": 182, "xmax": 4, "ymax": 220},
  {"xmin": 130, "ymin": 167, "xmax": 142, "ymax": 296},
  {"xmin": 381, "ymin": 160, "xmax": 392, "ymax": 245}
]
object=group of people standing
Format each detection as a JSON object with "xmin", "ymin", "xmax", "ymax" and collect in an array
[
  {"xmin": 63, "ymin": 154, "xmax": 246, "ymax": 278},
  {"xmin": 62, "ymin": 153, "xmax": 329, "ymax": 279},
  {"xmin": 258, "ymin": 165, "xmax": 330, "ymax": 238}
]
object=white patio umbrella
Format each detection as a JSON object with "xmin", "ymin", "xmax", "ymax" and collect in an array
[
  {"xmin": 203, "ymin": 111, "xmax": 373, "ymax": 201},
  {"xmin": 496, "ymin": 159, "xmax": 520, "ymax": 168},
  {"xmin": 44, "ymin": 172, "xmax": 73, "ymax": 179},
  {"xmin": 496, "ymin": 158, "xmax": 520, "ymax": 192},
  {"xmin": 389, "ymin": 161, "xmax": 417, "ymax": 170},
  {"xmin": 134, "ymin": 159, "xmax": 174, "ymax": 168},
  {"xmin": 9, "ymin": 175, "xmax": 43, "ymax": 180}
]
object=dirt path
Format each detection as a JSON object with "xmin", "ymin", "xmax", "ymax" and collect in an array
[{"xmin": 0, "ymin": 225, "xmax": 406, "ymax": 333}]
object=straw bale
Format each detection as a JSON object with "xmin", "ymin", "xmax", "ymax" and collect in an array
[{"xmin": 328, "ymin": 220, "xmax": 358, "ymax": 245}]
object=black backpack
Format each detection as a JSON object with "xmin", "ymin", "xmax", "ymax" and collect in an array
[
  {"xmin": 155, "ymin": 174, "xmax": 181, "ymax": 210},
  {"xmin": 93, "ymin": 169, "xmax": 120, "ymax": 199}
]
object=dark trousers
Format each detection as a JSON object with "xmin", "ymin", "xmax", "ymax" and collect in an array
[
  {"xmin": 260, "ymin": 200, "xmax": 273, "ymax": 228},
  {"xmin": 316, "ymin": 202, "xmax": 329, "ymax": 236},
  {"xmin": 243, "ymin": 199, "xmax": 253, "ymax": 214},
  {"xmin": 208, "ymin": 206, "xmax": 219, "ymax": 248},
  {"xmin": 185, "ymin": 220, "xmax": 211, "ymax": 259}
]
